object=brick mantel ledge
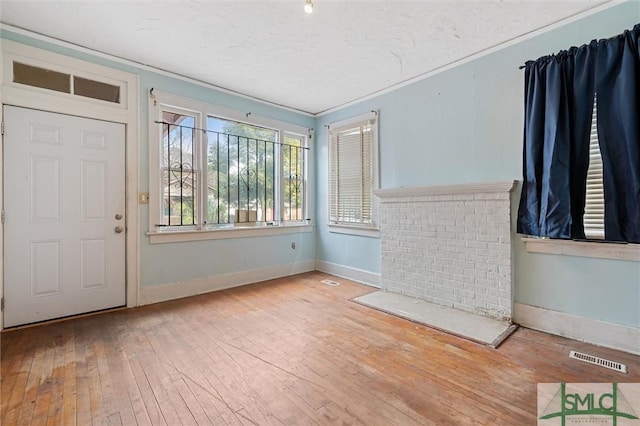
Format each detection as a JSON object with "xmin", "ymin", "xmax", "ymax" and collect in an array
[{"xmin": 374, "ymin": 180, "xmax": 517, "ymax": 201}]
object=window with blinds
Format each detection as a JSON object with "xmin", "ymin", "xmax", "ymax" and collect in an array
[
  {"xmin": 584, "ymin": 95, "xmax": 605, "ymax": 239},
  {"xmin": 329, "ymin": 114, "xmax": 377, "ymax": 228}
]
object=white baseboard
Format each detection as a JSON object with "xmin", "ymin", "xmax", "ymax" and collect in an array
[
  {"xmin": 314, "ymin": 260, "xmax": 381, "ymax": 288},
  {"xmin": 513, "ymin": 303, "xmax": 640, "ymax": 355},
  {"xmin": 139, "ymin": 260, "xmax": 315, "ymax": 306}
]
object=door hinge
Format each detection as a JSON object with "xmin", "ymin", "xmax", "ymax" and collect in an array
[
  {"xmin": 1, "ymin": 210, "xmax": 4, "ymax": 223},
  {"xmin": 1, "ymin": 121, "xmax": 4, "ymax": 135},
  {"xmin": 1, "ymin": 297, "xmax": 4, "ymax": 311}
]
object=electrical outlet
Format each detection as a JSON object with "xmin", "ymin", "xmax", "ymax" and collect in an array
[
  {"xmin": 291, "ymin": 242, "xmax": 296, "ymax": 249},
  {"xmin": 139, "ymin": 192, "xmax": 149, "ymax": 204}
]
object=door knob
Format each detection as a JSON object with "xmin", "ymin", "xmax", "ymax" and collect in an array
[
  {"xmin": 115, "ymin": 226, "xmax": 124, "ymax": 234},
  {"xmin": 115, "ymin": 213, "xmax": 123, "ymax": 220}
]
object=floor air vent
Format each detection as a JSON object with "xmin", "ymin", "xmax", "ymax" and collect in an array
[
  {"xmin": 569, "ymin": 350, "xmax": 627, "ymax": 373},
  {"xmin": 321, "ymin": 279, "xmax": 341, "ymax": 286}
]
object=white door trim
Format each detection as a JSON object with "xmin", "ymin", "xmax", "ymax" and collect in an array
[{"xmin": 1, "ymin": 40, "xmax": 140, "ymax": 329}]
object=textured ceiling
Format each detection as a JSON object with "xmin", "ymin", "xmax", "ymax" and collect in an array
[{"xmin": 1, "ymin": 0, "xmax": 609, "ymax": 114}]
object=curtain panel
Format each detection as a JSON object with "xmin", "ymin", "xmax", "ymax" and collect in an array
[{"xmin": 517, "ymin": 24, "xmax": 640, "ymax": 243}]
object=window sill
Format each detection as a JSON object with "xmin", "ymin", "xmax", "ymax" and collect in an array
[
  {"xmin": 147, "ymin": 223, "xmax": 313, "ymax": 244},
  {"xmin": 521, "ymin": 237, "xmax": 639, "ymax": 261},
  {"xmin": 328, "ymin": 224, "xmax": 380, "ymax": 238}
]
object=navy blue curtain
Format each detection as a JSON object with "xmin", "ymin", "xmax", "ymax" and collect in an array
[
  {"xmin": 518, "ymin": 24, "xmax": 640, "ymax": 243},
  {"xmin": 517, "ymin": 44, "xmax": 597, "ymax": 239},
  {"xmin": 595, "ymin": 24, "xmax": 640, "ymax": 243}
]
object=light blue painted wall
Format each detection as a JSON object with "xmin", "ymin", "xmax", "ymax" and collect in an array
[
  {"xmin": 315, "ymin": 2, "xmax": 640, "ymax": 327},
  {"xmin": 1, "ymin": 29, "xmax": 316, "ymax": 288},
  {"xmin": 2, "ymin": 2, "xmax": 638, "ymax": 326},
  {"xmin": 514, "ymin": 239, "xmax": 639, "ymax": 326}
]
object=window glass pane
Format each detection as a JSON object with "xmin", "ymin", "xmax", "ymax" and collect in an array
[
  {"xmin": 161, "ymin": 111, "xmax": 197, "ymax": 226},
  {"xmin": 13, "ymin": 62, "xmax": 70, "ymax": 93},
  {"xmin": 208, "ymin": 117, "xmax": 277, "ymax": 142},
  {"xmin": 73, "ymin": 76, "xmax": 120, "ymax": 103},
  {"xmin": 162, "ymin": 112, "xmax": 195, "ymax": 167},
  {"xmin": 206, "ymin": 116, "xmax": 278, "ymax": 226},
  {"xmin": 283, "ymin": 135, "xmax": 305, "ymax": 221},
  {"xmin": 162, "ymin": 170, "xmax": 197, "ymax": 226}
]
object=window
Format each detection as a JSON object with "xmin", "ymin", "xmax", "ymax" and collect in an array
[
  {"xmin": 13, "ymin": 62, "xmax": 70, "ymax": 93},
  {"xmin": 161, "ymin": 111, "xmax": 198, "ymax": 227},
  {"xmin": 518, "ymin": 26, "xmax": 640, "ymax": 245},
  {"xmin": 521, "ymin": 94, "xmax": 639, "ymax": 259},
  {"xmin": 522, "ymin": 94, "xmax": 639, "ymax": 259},
  {"xmin": 73, "ymin": 76, "xmax": 121, "ymax": 103},
  {"xmin": 205, "ymin": 116, "xmax": 281, "ymax": 226},
  {"xmin": 584, "ymin": 95, "xmax": 604, "ymax": 239},
  {"xmin": 328, "ymin": 112, "xmax": 379, "ymax": 234},
  {"xmin": 149, "ymin": 91, "xmax": 310, "ymax": 240},
  {"xmin": 12, "ymin": 61, "xmax": 122, "ymax": 104},
  {"xmin": 282, "ymin": 133, "xmax": 306, "ymax": 222}
]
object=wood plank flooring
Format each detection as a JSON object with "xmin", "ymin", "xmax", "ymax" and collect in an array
[{"xmin": 1, "ymin": 271, "xmax": 638, "ymax": 425}]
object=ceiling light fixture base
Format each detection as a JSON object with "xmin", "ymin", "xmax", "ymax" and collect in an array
[{"xmin": 304, "ymin": 0, "xmax": 313, "ymax": 14}]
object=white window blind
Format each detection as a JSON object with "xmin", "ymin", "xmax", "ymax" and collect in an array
[
  {"xmin": 329, "ymin": 118, "xmax": 375, "ymax": 227},
  {"xmin": 584, "ymin": 95, "xmax": 605, "ymax": 239}
]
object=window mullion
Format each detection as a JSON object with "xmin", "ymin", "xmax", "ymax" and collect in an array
[
  {"xmin": 199, "ymin": 116, "xmax": 207, "ymax": 229},
  {"xmin": 360, "ymin": 126, "xmax": 365, "ymax": 223},
  {"xmin": 276, "ymin": 129, "xmax": 283, "ymax": 223}
]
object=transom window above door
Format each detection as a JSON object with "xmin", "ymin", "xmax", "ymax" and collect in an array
[{"xmin": 11, "ymin": 61, "xmax": 123, "ymax": 104}]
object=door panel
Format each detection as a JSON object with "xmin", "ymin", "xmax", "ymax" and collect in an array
[
  {"xmin": 3, "ymin": 106, "xmax": 126, "ymax": 327},
  {"xmin": 31, "ymin": 155, "xmax": 62, "ymax": 223},
  {"xmin": 30, "ymin": 240, "xmax": 62, "ymax": 296},
  {"xmin": 81, "ymin": 239, "xmax": 106, "ymax": 290},
  {"xmin": 81, "ymin": 160, "xmax": 107, "ymax": 220}
]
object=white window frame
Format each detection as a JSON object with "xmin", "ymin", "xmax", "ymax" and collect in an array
[
  {"xmin": 148, "ymin": 90, "xmax": 312, "ymax": 243},
  {"xmin": 521, "ymin": 237, "xmax": 639, "ymax": 261},
  {"xmin": 327, "ymin": 111, "xmax": 380, "ymax": 238},
  {"xmin": 156, "ymin": 104, "xmax": 202, "ymax": 231},
  {"xmin": 3, "ymin": 49, "xmax": 129, "ymax": 111}
]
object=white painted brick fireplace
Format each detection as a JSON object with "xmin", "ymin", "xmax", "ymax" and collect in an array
[{"xmin": 375, "ymin": 181, "xmax": 516, "ymax": 321}]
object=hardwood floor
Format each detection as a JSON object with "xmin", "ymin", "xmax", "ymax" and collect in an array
[{"xmin": 1, "ymin": 271, "xmax": 638, "ymax": 425}]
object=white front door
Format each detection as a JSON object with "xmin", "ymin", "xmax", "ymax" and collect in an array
[{"xmin": 3, "ymin": 106, "xmax": 126, "ymax": 327}]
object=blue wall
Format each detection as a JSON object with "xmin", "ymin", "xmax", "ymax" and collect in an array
[
  {"xmin": 2, "ymin": 2, "xmax": 639, "ymax": 327},
  {"xmin": 1, "ymin": 29, "xmax": 316, "ymax": 289},
  {"xmin": 314, "ymin": 2, "xmax": 640, "ymax": 328}
]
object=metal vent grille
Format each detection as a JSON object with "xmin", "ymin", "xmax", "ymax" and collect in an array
[
  {"xmin": 569, "ymin": 350, "xmax": 627, "ymax": 373},
  {"xmin": 321, "ymin": 279, "xmax": 341, "ymax": 286}
]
